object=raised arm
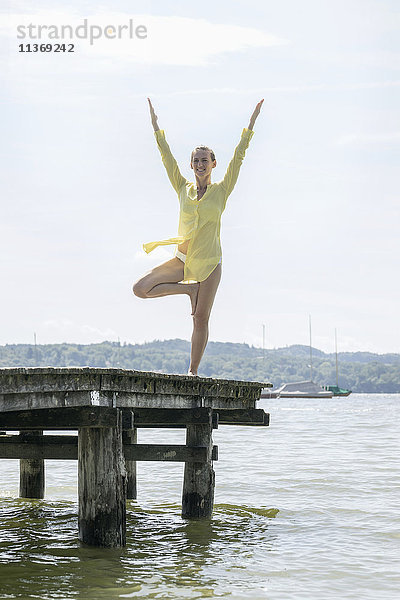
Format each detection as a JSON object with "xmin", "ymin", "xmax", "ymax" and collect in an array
[
  {"xmin": 220, "ymin": 99, "xmax": 264, "ymax": 200},
  {"xmin": 148, "ymin": 97, "xmax": 187, "ymax": 194},
  {"xmin": 148, "ymin": 97, "xmax": 160, "ymax": 132},
  {"xmin": 248, "ymin": 98, "xmax": 264, "ymax": 131}
]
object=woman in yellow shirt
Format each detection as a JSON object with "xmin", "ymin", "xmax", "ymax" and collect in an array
[{"xmin": 133, "ymin": 97, "xmax": 264, "ymax": 375}]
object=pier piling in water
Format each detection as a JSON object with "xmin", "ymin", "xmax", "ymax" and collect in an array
[
  {"xmin": 182, "ymin": 420, "xmax": 215, "ymax": 518},
  {"xmin": 19, "ymin": 431, "xmax": 45, "ymax": 499},
  {"xmin": 78, "ymin": 410, "xmax": 127, "ymax": 547},
  {"xmin": 0, "ymin": 368, "xmax": 271, "ymax": 547},
  {"xmin": 125, "ymin": 427, "xmax": 137, "ymax": 500}
]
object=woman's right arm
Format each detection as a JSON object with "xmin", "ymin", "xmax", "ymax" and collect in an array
[{"xmin": 148, "ymin": 98, "xmax": 187, "ymax": 194}]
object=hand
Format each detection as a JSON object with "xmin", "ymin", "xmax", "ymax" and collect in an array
[
  {"xmin": 248, "ymin": 98, "xmax": 264, "ymax": 130},
  {"xmin": 147, "ymin": 97, "xmax": 160, "ymax": 131}
]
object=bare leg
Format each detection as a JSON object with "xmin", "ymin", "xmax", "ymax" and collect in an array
[
  {"xmin": 147, "ymin": 282, "xmax": 199, "ymax": 315},
  {"xmin": 188, "ymin": 264, "xmax": 222, "ymax": 376},
  {"xmin": 133, "ymin": 258, "xmax": 200, "ymax": 315}
]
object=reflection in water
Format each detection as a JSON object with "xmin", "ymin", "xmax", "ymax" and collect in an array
[{"xmin": 0, "ymin": 499, "xmax": 278, "ymax": 600}]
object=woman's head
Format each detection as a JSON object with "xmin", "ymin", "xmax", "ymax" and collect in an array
[
  {"xmin": 190, "ymin": 146, "xmax": 217, "ymax": 178},
  {"xmin": 192, "ymin": 145, "xmax": 216, "ymax": 162}
]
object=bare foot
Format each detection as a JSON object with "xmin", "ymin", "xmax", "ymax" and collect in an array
[{"xmin": 189, "ymin": 283, "xmax": 200, "ymax": 315}]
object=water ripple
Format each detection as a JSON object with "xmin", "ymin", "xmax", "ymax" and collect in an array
[{"xmin": 0, "ymin": 394, "xmax": 399, "ymax": 599}]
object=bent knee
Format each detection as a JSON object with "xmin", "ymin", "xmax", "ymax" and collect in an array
[{"xmin": 193, "ymin": 311, "xmax": 210, "ymax": 327}]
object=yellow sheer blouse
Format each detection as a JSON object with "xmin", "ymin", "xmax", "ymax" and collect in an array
[{"xmin": 143, "ymin": 127, "xmax": 254, "ymax": 283}]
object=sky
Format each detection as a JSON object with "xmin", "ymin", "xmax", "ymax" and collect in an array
[{"xmin": 1, "ymin": 0, "xmax": 399, "ymax": 353}]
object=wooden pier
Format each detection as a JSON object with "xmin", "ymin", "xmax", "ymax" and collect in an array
[{"xmin": 0, "ymin": 367, "xmax": 271, "ymax": 547}]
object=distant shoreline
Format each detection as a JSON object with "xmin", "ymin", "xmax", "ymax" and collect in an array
[{"xmin": 1, "ymin": 340, "xmax": 399, "ymax": 393}]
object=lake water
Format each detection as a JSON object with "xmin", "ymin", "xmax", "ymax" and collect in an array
[{"xmin": 0, "ymin": 394, "xmax": 399, "ymax": 599}]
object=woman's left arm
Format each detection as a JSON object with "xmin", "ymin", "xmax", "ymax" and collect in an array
[
  {"xmin": 248, "ymin": 98, "xmax": 264, "ymax": 131},
  {"xmin": 220, "ymin": 99, "xmax": 264, "ymax": 200}
]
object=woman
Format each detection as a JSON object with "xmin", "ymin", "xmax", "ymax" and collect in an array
[{"xmin": 133, "ymin": 97, "xmax": 264, "ymax": 375}]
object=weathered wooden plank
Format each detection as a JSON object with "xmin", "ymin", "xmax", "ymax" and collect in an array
[
  {"xmin": 216, "ymin": 409, "xmax": 270, "ymax": 425},
  {"xmin": 203, "ymin": 396, "xmax": 258, "ymax": 410},
  {"xmin": 0, "ymin": 407, "xmax": 219, "ymax": 429},
  {"xmin": 19, "ymin": 431, "xmax": 45, "ymax": 498},
  {"xmin": 0, "ymin": 390, "xmax": 265, "ymax": 413},
  {"xmin": 0, "ymin": 434, "xmax": 78, "ymax": 459},
  {"xmin": 0, "ymin": 407, "xmax": 130, "ymax": 429},
  {"xmin": 0, "ymin": 390, "xmax": 113, "ymax": 413},
  {"xmin": 100, "ymin": 374, "xmax": 157, "ymax": 394},
  {"xmin": 0, "ymin": 435, "xmax": 77, "ymax": 444},
  {"xmin": 0, "ymin": 368, "xmax": 270, "ymax": 398},
  {"xmin": 117, "ymin": 393, "xmax": 201, "ymax": 409},
  {"xmin": 0, "ymin": 406, "xmax": 268, "ymax": 431},
  {"xmin": 0, "ymin": 391, "xmax": 68, "ymax": 413},
  {"xmin": 0, "ymin": 435, "xmax": 218, "ymax": 463},
  {"xmin": 129, "ymin": 421, "xmax": 219, "ymax": 429},
  {"xmin": 78, "ymin": 410, "xmax": 126, "ymax": 547},
  {"xmin": 124, "ymin": 444, "xmax": 218, "ymax": 463},
  {"xmin": 0, "ymin": 391, "xmax": 259, "ymax": 412},
  {"xmin": 129, "ymin": 407, "xmax": 218, "ymax": 428},
  {"xmin": 0, "ymin": 370, "xmax": 102, "ymax": 394},
  {"xmin": 118, "ymin": 393, "xmax": 258, "ymax": 410}
]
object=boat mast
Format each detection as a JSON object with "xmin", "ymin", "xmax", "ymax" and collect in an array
[
  {"xmin": 335, "ymin": 328, "xmax": 339, "ymax": 387},
  {"xmin": 309, "ymin": 314, "xmax": 313, "ymax": 382},
  {"xmin": 262, "ymin": 323, "xmax": 266, "ymax": 361}
]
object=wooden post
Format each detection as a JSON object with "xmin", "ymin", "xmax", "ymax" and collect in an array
[
  {"xmin": 182, "ymin": 421, "xmax": 215, "ymax": 519},
  {"xmin": 78, "ymin": 410, "xmax": 127, "ymax": 547},
  {"xmin": 125, "ymin": 427, "xmax": 137, "ymax": 500},
  {"xmin": 19, "ymin": 431, "xmax": 45, "ymax": 499}
]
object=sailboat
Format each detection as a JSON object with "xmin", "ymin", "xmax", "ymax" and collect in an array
[
  {"xmin": 271, "ymin": 380, "xmax": 334, "ymax": 398},
  {"xmin": 275, "ymin": 316, "xmax": 333, "ymax": 398},
  {"xmin": 263, "ymin": 316, "xmax": 334, "ymax": 399},
  {"xmin": 323, "ymin": 329, "xmax": 352, "ymax": 397}
]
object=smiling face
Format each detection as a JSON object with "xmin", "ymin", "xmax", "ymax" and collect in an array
[{"xmin": 190, "ymin": 147, "xmax": 217, "ymax": 180}]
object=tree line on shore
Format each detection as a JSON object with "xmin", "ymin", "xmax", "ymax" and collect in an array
[{"xmin": 0, "ymin": 339, "xmax": 399, "ymax": 393}]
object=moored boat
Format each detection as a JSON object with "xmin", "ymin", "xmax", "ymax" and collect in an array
[
  {"xmin": 266, "ymin": 380, "xmax": 333, "ymax": 399},
  {"xmin": 323, "ymin": 384, "xmax": 352, "ymax": 397},
  {"xmin": 324, "ymin": 329, "xmax": 352, "ymax": 397}
]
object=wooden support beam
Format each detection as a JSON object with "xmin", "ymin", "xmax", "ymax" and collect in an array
[
  {"xmin": 182, "ymin": 421, "xmax": 215, "ymax": 519},
  {"xmin": 0, "ymin": 434, "xmax": 218, "ymax": 463},
  {"xmin": 78, "ymin": 410, "xmax": 126, "ymax": 547},
  {"xmin": 216, "ymin": 409, "xmax": 270, "ymax": 426},
  {"xmin": 124, "ymin": 443, "xmax": 218, "ymax": 462},
  {"xmin": 19, "ymin": 431, "xmax": 45, "ymax": 499},
  {"xmin": 0, "ymin": 407, "xmax": 220, "ymax": 430},
  {"xmin": 125, "ymin": 428, "xmax": 137, "ymax": 500},
  {"xmin": 0, "ymin": 434, "xmax": 78, "ymax": 459},
  {"xmin": 0, "ymin": 407, "xmax": 133, "ymax": 430},
  {"xmin": 127, "ymin": 407, "xmax": 218, "ymax": 428}
]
